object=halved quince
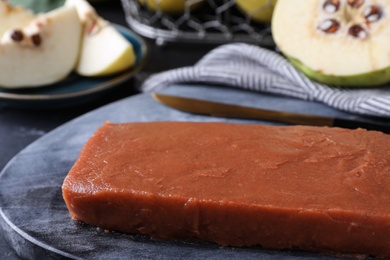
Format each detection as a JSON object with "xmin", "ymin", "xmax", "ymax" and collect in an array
[
  {"xmin": 272, "ymin": 0, "xmax": 390, "ymax": 87},
  {"xmin": 235, "ymin": 0, "xmax": 277, "ymax": 24},
  {"xmin": 65, "ymin": 0, "xmax": 136, "ymax": 77},
  {"xmin": 0, "ymin": 5, "xmax": 81, "ymax": 88}
]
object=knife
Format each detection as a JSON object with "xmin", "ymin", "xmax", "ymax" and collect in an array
[{"xmin": 152, "ymin": 93, "xmax": 390, "ymax": 133}]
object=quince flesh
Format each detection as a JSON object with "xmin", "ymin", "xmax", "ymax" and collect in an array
[{"xmin": 0, "ymin": 1, "xmax": 35, "ymax": 36}]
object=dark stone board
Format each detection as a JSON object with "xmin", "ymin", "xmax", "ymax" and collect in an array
[{"xmin": 0, "ymin": 84, "xmax": 381, "ymax": 259}]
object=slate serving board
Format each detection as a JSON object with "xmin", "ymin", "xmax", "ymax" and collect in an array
[{"xmin": 0, "ymin": 84, "xmax": 382, "ymax": 259}]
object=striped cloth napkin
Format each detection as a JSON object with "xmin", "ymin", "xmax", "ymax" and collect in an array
[{"xmin": 142, "ymin": 43, "xmax": 390, "ymax": 118}]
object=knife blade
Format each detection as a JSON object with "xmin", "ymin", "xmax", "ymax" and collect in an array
[{"xmin": 152, "ymin": 93, "xmax": 390, "ymax": 133}]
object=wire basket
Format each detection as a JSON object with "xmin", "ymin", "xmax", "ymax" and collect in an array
[{"xmin": 120, "ymin": 0, "xmax": 275, "ymax": 47}]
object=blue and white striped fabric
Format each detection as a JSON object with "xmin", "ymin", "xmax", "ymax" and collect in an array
[{"xmin": 142, "ymin": 43, "xmax": 390, "ymax": 118}]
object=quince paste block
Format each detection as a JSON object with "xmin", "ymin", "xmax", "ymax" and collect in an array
[{"xmin": 62, "ymin": 122, "xmax": 390, "ymax": 258}]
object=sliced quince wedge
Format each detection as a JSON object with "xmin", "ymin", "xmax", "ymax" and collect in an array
[{"xmin": 65, "ymin": 0, "xmax": 136, "ymax": 77}]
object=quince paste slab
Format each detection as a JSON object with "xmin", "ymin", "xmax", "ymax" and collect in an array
[{"xmin": 62, "ymin": 121, "xmax": 390, "ymax": 258}]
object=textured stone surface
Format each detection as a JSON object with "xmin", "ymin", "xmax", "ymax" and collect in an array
[{"xmin": 0, "ymin": 84, "xmax": 383, "ymax": 259}]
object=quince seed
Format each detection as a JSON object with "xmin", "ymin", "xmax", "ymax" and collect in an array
[
  {"xmin": 364, "ymin": 6, "xmax": 383, "ymax": 23},
  {"xmin": 10, "ymin": 30, "xmax": 24, "ymax": 42},
  {"xmin": 323, "ymin": 0, "xmax": 340, "ymax": 13},
  {"xmin": 348, "ymin": 24, "xmax": 368, "ymax": 39},
  {"xmin": 31, "ymin": 34, "xmax": 42, "ymax": 46},
  {"xmin": 319, "ymin": 19, "xmax": 340, "ymax": 34}
]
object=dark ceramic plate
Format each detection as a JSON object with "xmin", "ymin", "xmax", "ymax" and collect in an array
[
  {"xmin": 0, "ymin": 24, "xmax": 148, "ymax": 108},
  {"xmin": 0, "ymin": 84, "xmax": 352, "ymax": 259}
]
